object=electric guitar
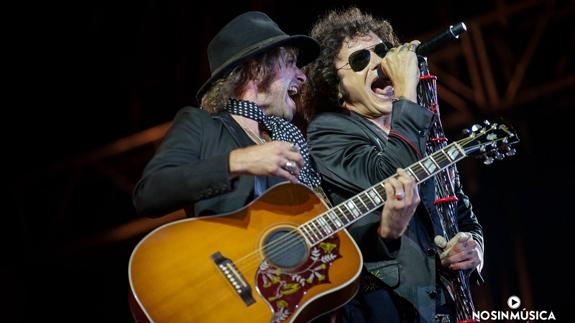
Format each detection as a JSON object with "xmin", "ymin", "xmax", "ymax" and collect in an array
[{"xmin": 129, "ymin": 121, "xmax": 518, "ymax": 323}]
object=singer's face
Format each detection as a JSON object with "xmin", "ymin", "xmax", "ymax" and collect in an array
[{"xmin": 335, "ymin": 32, "xmax": 394, "ymax": 118}]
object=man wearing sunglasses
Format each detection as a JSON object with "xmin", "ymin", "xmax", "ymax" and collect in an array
[{"xmin": 301, "ymin": 7, "xmax": 484, "ymax": 323}]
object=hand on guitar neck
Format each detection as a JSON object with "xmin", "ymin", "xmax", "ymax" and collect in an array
[{"xmin": 377, "ymin": 168, "xmax": 421, "ymax": 240}]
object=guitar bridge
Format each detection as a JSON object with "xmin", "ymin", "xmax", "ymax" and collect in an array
[{"xmin": 211, "ymin": 251, "xmax": 255, "ymax": 306}]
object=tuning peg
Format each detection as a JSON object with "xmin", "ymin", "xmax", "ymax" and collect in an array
[
  {"xmin": 471, "ymin": 124, "xmax": 483, "ymax": 132},
  {"xmin": 499, "ymin": 145, "xmax": 517, "ymax": 157},
  {"xmin": 483, "ymin": 120, "xmax": 491, "ymax": 126},
  {"xmin": 483, "ymin": 156, "xmax": 494, "ymax": 165},
  {"xmin": 494, "ymin": 152, "xmax": 505, "ymax": 160},
  {"xmin": 463, "ymin": 128, "xmax": 472, "ymax": 135},
  {"xmin": 505, "ymin": 148, "xmax": 516, "ymax": 156}
]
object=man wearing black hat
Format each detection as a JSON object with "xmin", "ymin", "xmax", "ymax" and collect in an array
[{"xmin": 132, "ymin": 11, "xmax": 323, "ymax": 217}]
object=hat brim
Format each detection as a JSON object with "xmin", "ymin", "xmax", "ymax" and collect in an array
[{"xmin": 196, "ymin": 35, "xmax": 319, "ymax": 102}]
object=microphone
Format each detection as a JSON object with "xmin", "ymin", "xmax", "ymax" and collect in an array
[{"xmin": 416, "ymin": 22, "xmax": 467, "ymax": 56}]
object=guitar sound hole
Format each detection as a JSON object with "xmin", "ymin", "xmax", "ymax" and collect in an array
[{"xmin": 263, "ymin": 228, "xmax": 308, "ymax": 269}]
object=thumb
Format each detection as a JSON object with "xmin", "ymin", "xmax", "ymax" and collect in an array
[
  {"xmin": 444, "ymin": 232, "xmax": 470, "ymax": 249},
  {"xmin": 457, "ymin": 232, "xmax": 471, "ymax": 242},
  {"xmin": 434, "ymin": 235, "xmax": 447, "ymax": 249}
]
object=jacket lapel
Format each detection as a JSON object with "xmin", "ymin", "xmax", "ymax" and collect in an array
[{"xmin": 349, "ymin": 112, "xmax": 388, "ymax": 151}]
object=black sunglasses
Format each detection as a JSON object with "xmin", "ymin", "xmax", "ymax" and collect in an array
[{"xmin": 337, "ymin": 41, "xmax": 393, "ymax": 72}]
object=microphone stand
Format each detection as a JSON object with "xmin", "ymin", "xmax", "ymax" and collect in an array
[{"xmin": 416, "ymin": 23, "xmax": 480, "ymax": 323}]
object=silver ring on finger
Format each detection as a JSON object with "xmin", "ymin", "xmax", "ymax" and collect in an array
[
  {"xmin": 284, "ymin": 160, "xmax": 297, "ymax": 174},
  {"xmin": 395, "ymin": 191, "xmax": 405, "ymax": 200}
]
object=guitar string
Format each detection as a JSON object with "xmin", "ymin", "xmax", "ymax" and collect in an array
[
  {"xmin": 241, "ymin": 130, "xmax": 501, "ymax": 265},
  {"xmin": 145, "ymin": 134, "xmax": 497, "ymax": 313},
  {"xmin": 228, "ymin": 141, "xmax": 472, "ymax": 274},
  {"xmin": 224, "ymin": 136, "xmax": 484, "ymax": 278},
  {"xmin": 231, "ymin": 137, "xmax": 481, "ymax": 272}
]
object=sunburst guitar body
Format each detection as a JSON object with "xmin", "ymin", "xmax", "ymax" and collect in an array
[{"xmin": 129, "ymin": 183, "xmax": 362, "ymax": 323}]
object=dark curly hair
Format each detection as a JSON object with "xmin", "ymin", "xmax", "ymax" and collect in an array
[{"xmin": 299, "ymin": 7, "xmax": 399, "ymax": 121}]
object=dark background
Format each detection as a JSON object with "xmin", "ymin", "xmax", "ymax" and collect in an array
[{"xmin": 9, "ymin": 0, "xmax": 574, "ymax": 321}]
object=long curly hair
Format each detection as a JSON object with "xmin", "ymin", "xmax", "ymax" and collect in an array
[{"xmin": 299, "ymin": 7, "xmax": 400, "ymax": 121}]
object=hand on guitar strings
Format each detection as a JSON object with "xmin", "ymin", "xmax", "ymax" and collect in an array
[
  {"xmin": 434, "ymin": 232, "xmax": 483, "ymax": 272},
  {"xmin": 377, "ymin": 168, "xmax": 421, "ymax": 240},
  {"xmin": 229, "ymin": 141, "xmax": 305, "ymax": 183}
]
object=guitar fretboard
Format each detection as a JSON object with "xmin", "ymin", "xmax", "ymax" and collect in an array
[{"xmin": 299, "ymin": 142, "xmax": 467, "ymax": 246}]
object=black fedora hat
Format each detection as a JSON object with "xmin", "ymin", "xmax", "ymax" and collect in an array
[{"xmin": 196, "ymin": 11, "xmax": 319, "ymax": 101}]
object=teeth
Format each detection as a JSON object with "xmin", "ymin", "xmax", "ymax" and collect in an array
[{"xmin": 288, "ymin": 86, "xmax": 298, "ymax": 96}]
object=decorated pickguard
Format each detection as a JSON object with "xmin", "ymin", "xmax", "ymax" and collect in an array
[{"xmin": 255, "ymin": 235, "xmax": 341, "ymax": 323}]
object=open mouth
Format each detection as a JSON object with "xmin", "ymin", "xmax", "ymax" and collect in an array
[
  {"xmin": 370, "ymin": 75, "xmax": 394, "ymax": 97},
  {"xmin": 287, "ymin": 85, "xmax": 299, "ymax": 97}
]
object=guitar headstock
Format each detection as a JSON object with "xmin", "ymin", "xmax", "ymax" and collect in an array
[{"xmin": 458, "ymin": 120, "xmax": 520, "ymax": 165}]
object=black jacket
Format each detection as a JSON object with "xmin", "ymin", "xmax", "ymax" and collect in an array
[
  {"xmin": 307, "ymin": 100, "xmax": 483, "ymax": 322},
  {"xmin": 133, "ymin": 106, "xmax": 283, "ymax": 217}
]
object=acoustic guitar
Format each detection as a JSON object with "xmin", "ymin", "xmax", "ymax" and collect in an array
[{"xmin": 129, "ymin": 121, "xmax": 518, "ymax": 322}]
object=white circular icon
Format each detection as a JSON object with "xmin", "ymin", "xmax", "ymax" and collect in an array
[{"xmin": 507, "ymin": 295, "xmax": 521, "ymax": 309}]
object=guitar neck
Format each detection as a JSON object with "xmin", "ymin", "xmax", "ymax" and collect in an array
[{"xmin": 299, "ymin": 141, "xmax": 467, "ymax": 246}]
